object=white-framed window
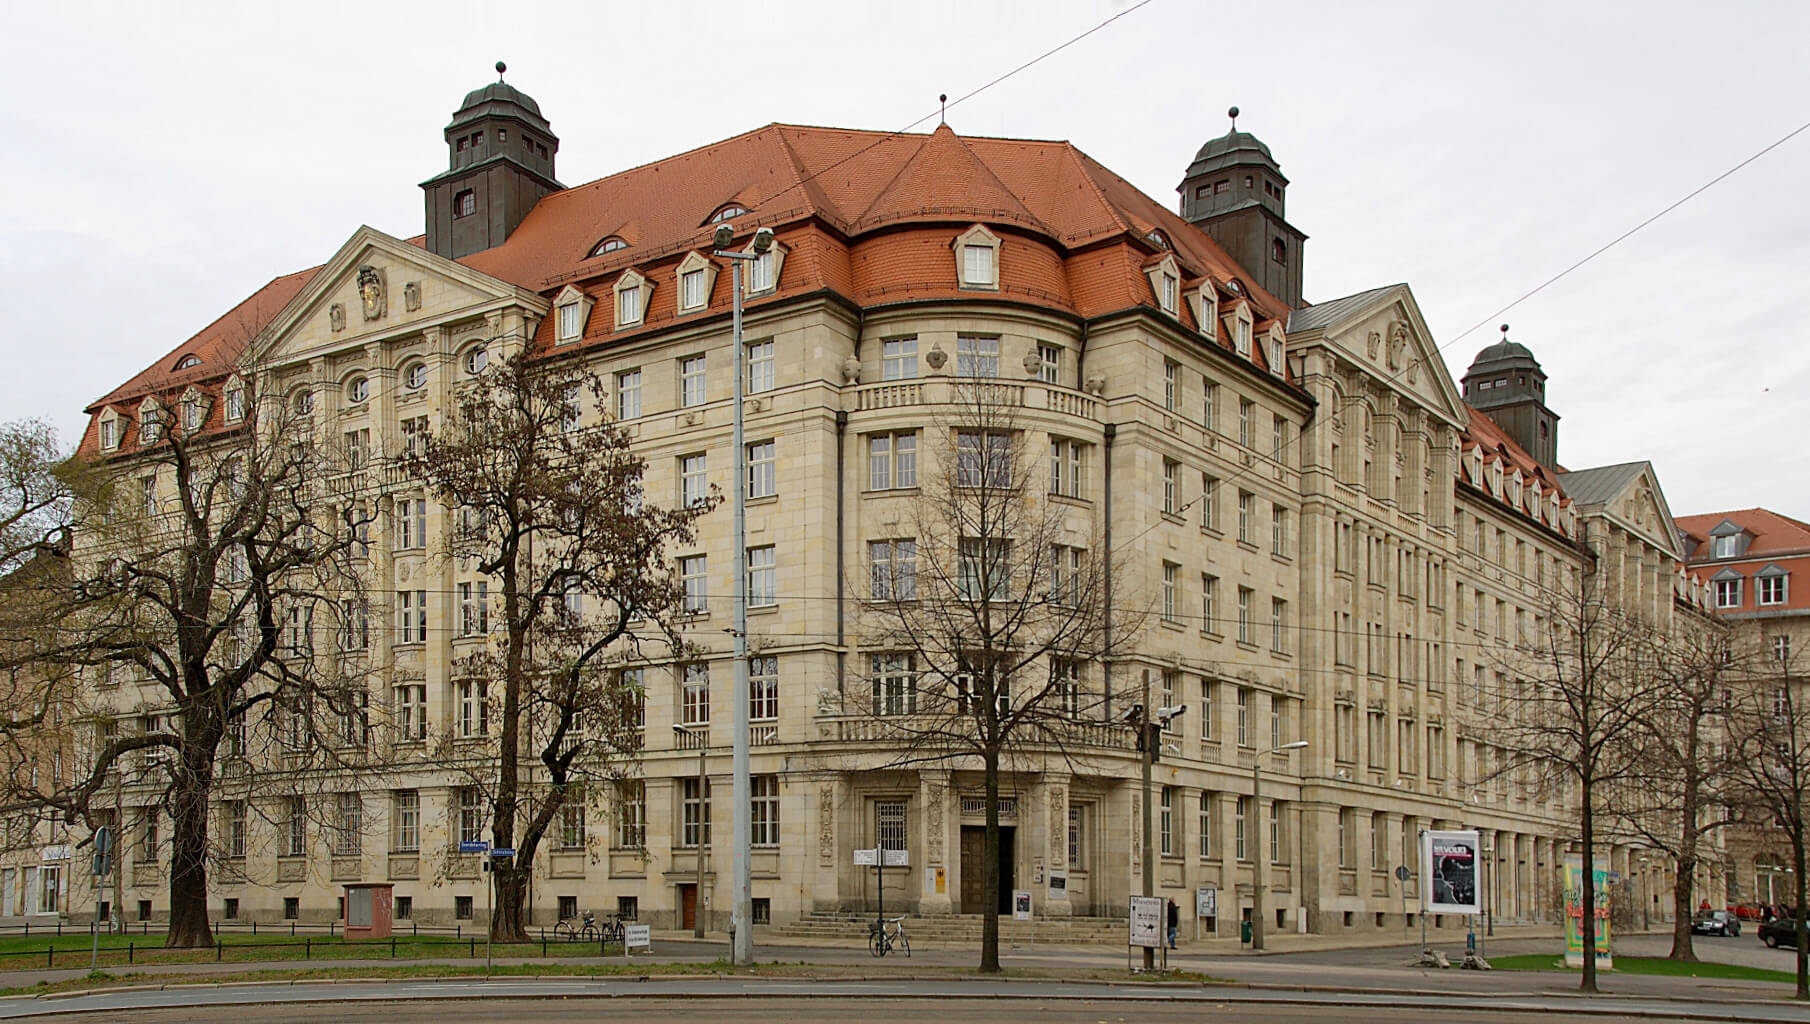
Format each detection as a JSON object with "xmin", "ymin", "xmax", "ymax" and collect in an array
[
  {"xmin": 1234, "ymin": 307, "xmax": 1253, "ymax": 357},
  {"xmin": 681, "ymin": 662, "xmax": 710, "ymax": 725},
  {"xmin": 1163, "ymin": 360, "xmax": 1179, "ymax": 411},
  {"xmin": 557, "ymin": 299, "xmax": 587, "ymax": 344},
  {"xmin": 748, "ymin": 247, "xmax": 778, "ymax": 294},
  {"xmin": 1238, "ymin": 398, "xmax": 1254, "ymax": 447},
  {"xmin": 463, "ymin": 346, "xmax": 489, "ymax": 376},
  {"xmin": 750, "ymin": 656, "xmax": 778, "ymax": 721},
  {"xmin": 395, "ymin": 590, "xmax": 427, "ymax": 644},
  {"xmin": 458, "ymin": 680, "xmax": 488, "ymax": 737},
  {"xmin": 1163, "ymin": 459, "xmax": 1180, "ymax": 515},
  {"xmin": 1048, "ymin": 544, "xmax": 1082, "ymax": 606},
  {"xmin": 681, "ymin": 777, "xmax": 711, "ymax": 848},
  {"xmin": 1237, "ymin": 491, "xmax": 1253, "ymax": 544},
  {"xmin": 1049, "ymin": 438, "xmax": 1087, "ymax": 498},
  {"xmin": 1202, "ymin": 379, "xmax": 1218, "ymax": 432},
  {"xmin": 1038, "ymin": 343, "xmax": 1061, "ymax": 385},
  {"xmin": 955, "ymin": 431, "xmax": 1011, "ymax": 487},
  {"xmin": 1713, "ymin": 534, "xmax": 1738, "ymax": 558},
  {"xmin": 1195, "ymin": 285, "xmax": 1219, "ymax": 340},
  {"xmin": 457, "ymin": 787, "xmax": 484, "ymax": 845},
  {"xmin": 139, "ymin": 475, "xmax": 157, "ymax": 516},
  {"xmin": 1236, "ymin": 588, "xmax": 1253, "ymax": 645},
  {"xmin": 181, "ymin": 395, "xmax": 204, "ymax": 431},
  {"xmin": 1715, "ymin": 578, "xmax": 1743, "ymax": 609},
  {"xmin": 746, "ymin": 439, "xmax": 776, "ymax": 498},
  {"xmin": 615, "ymin": 779, "xmax": 646, "ymax": 849},
  {"xmin": 1234, "ymin": 796, "xmax": 1248, "ymax": 860},
  {"xmin": 400, "ymin": 416, "xmax": 428, "ymax": 458},
  {"xmin": 404, "ymin": 363, "xmax": 429, "ymax": 391},
  {"xmin": 457, "ymin": 581, "xmax": 488, "ymax": 636},
  {"xmin": 344, "ymin": 428, "xmax": 369, "ymax": 471},
  {"xmin": 1160, "ymin": 274, "xmax": 1178, "ymax": 314},
  {"xmin": 958, "ymin": 538, "xmax": 1012, "ymax": 601},
  {"xmin": 1201, "ymin": 574, "xmax": 1218, "ymax": 634},
  {"xmin": 614, "ymin": 270, "xmax": 650, "ymax": 328},
  {"xmin": 615, "ymin": 369, "xmax": 642, "ymax": 419},
  {"xmin": 869, "ymin": 539, "xmax": 918, "ymax": 600},
  {"xmin": 1773, "ymin": 634, "xmax": 1792, "ymax": 664},
  {"xmin": 557, "ymin": 802, "xmax": 585, "ymax": 850},
  {"xmin": 881, "ymin": 338, "xmax": 918, "ymax": 380},
  {"xmin": 1162, "ymin": 562, "xmax": 1179, "ymax": 622},
  {"xmin": 870, "ymin": 653, "xmax": 916, "ymax": 716},
  {"xmin": 956, "ymin": 335, "xmax": 1000, "ymax": 378},
  {"xmin": 750, "ymin": 775, "xmax": 780, "ymax": 847},
  {"xmin": 746, "ymin": 339, "xmax": 775, "ymax": 393},
  {"xmin": 681, "ymin": 555, "xmax": 708, "ymax": 613},
  {"xmin": 99, "ymin": 414, "xmax": 118, "ymax": 451},
  {"xmin": 747, "ymin": 545, "xmax": 776, "ymax": 606},
  {"xmin": 392, "ymin": 791, "xmax": 420, "ymax": 852},
  {"xmin": 1272, "ymin": 506, "xmax": 1288, "ymax": 555},
  {"xmin": 679, "ymin": 355, "xmax": 707, "ymax": 407},
  {"xmin": 394, "ymin": 684, "xmax": 427, "ymax": 740},
  {"xmin": 333, "ymin": 792, "xmax": 362, "ymax": 856},
  {"xmin": 397, "ymin": 498, "xmax": 427, "ymax": 550},
  {"xmin": 680, "ymin": 453, "xmax": 708, "ymax": 508},
  {"xmin": 1271, "ymin": 598, "xmax": 1288, "ymax": 654},
  {"xmin": 1758, "ymin": 573, "xmax": 1788, "ymax": 606},
  {"xmin": 1198, "ymin": 792, "xmax": 1213, "ymax": 859},
  {"xmin": 1054, "ymin": 658, "xmax": 1082, "ymax": 717},
  {"xmin": 227, "ymin": 801, "xmax": 247, "ymax": 858},
  {"xmin": 1159, "ymin": 786, "xmax": 1174, "ymax": 856},
  {"xmin": 224, "ymin": 383, "xmax": 246, "ymax": 423},
  {"xmin": 869, "ymin": 432, "xmax": 918, "ymax": 490},
  {"xmin": 1201, "ymin": 473, "xmax": 1218, "ymax": 531},
  {"xmin": 1269, "ymin": 801, "xmax": 1283, "ymax": 863},
  {"xmin": 283, "ymin": 797, "xmax": 307, "ymax": 858},
  {"xmin": 681, "ymin": 268, "xmax": 708, "ymax": 310},
  {"xmin": 954, "ymin": 225, "xmax": 1001, "ymax": 287}
]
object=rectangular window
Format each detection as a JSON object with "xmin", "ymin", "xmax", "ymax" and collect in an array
[
  {"xmin": 616, "ymin": 779, "xmax": 646, "ymax": 849},
  {"xmin": 1235, "ymin": 688, "xmax": 1249, "ymax": 746},
  {"xmin": 1398, "ymin": 720, "xmax": 1418, "ymax": 774},
  {"xmin": 1068, "ymin": 805, "xmax": 1088, "ymax": 870},
  {"xmin": 457, "ymin": 787, "xmax": 484, "ymax": 845},
  {"xmin": 747, "ymin": 545, "xmax": 776, "ymax": 607},
  {"xmin": 679, "ymin": 355, "xmax": 708, "ymax": 407},
  {"xmin": 1367, "ymin": 711, "xmax": 1386, "ymax": 769},
  {"xmin": 332, "ymin": 793, "xmax": 361, "ymax": 856},
  {"xmin": 1199, "ymin": 678, "xmax": 1214, "ymax": 738},
  {"xmin": 557, "ymin": 301, "xmax": 584, "ymax": 343},
  {"xmin": 457, "ymin": 581, "xmax": 488, "ymax": 637},
  {"xmin": 615, "ymin": 370, "xmax": 642, "ymax": 419},
  {"xmin": 881, "ymin": 338, "xmax": 918, "ymax": 380},
  {"xmin": 681, "ymin": 555, "xmax": 708, "ymax": 613},
  {"xmin": 397, "ymin": 499, "xmax": 427, "ymax": 550},
  {"xmin": 617, "ymin": 285, "xmax": 641, "ymax": 325},
  {"xmin": 681, "ymin": 662, "xmax": 710, "ymax": 725},
  {"xmin": 394, "ymin": 684, "xmax": 427, "ymax": 741},
  {"xmin": 869, "ymin": 539, "xmax": 918, "ymax": 600},
  {"xmin": 1048, "ymin": 544, "xmax": 1082, "ymax": 606},
  {"xmin": 1272, "ymin": 415, "xmax": 1287, "ymax": 462},
  {"xmin": 1197, "ymin": 792, "xmax": 1213, "ymax": 858},
  {"xmin": 1162, "ymin": 562, "xmax": 1179, "ymax": 622},
  {"xmin": 392, "ymin": 791, "xmax": 420, "ymax": 852},
  {"xmin": 344, "ymin": 428, "xmax": 369, "ymax": 472},
  {"xmin": 1162, "ymin": 459, "xmax": 1180, "ymax": 514},
  {"xmin": 558, "ymin": 803, "xmax": 585, "ymax": 850},
  {"xmin": 1269, "ymin": 801, "xmax": 1283, "ymax": 864},
  {"xmin": 1271, "ymin": 598, "xmax": 1288, "ymax": 654},
  {"xmin": 1202, "ymin": 378, "xmax": 1218, "ymax": 432},
  {"xmin": 956, "ymin": 431, "xmax": 1012, "ymax": 488},
  {"xmin": 1235, "ymin": 796, "xmax": 1248, "ymax": 860},
  {"xmin": 749, "ymin": 656, "xmax": 778, "ymax": 721},
  {"xmin": 455, "ymin": 896, "xmax": 472, "ymax": 920},
  {"xmin": 1272, "ymin": 506, "xmax": 1288, "ymax": 555},
  {"xmin": 1163, "ymin": 360, "xmax": 1180, "ymax": 411},
  {"xmin": 750, "ymin": 775, "xmax": 780, "ymax": 847},
  {"xmin": 679, "ymin": 453, "xmax": 708, "ymax": 508},
  {"xmin": 868, "ymin": 432, "xmax": 917, "ymax": 490},
  {"xmin": 1759, "ymin": 575, "xmax": 1787, "ymax": 606},
  {"xmin": 1049, "ymin": 438, "xmax": 1087, "ymax": 498},
  {"xmin": 1038, "ymin": 343, "xmax": 1061, "ymax": 385},
  {"xmin": 458, "ymin": 680, "xmax": 489, "ymax": 737},
  {"xmin": 1054, "ymin": 658, "xmax": 1082, "ymax": 717},
  {"xmin": 956, "ymin": 335, "xmax": 999, "ymax": 378},
  {"xmin": 876, "ymin": 801, "xmax": 907, "ymax": 851},
  {"xmin": 227, "ymin": 801, "xmax": 247, "ymax": 858},
  {"xmin": 284, "ymin": 797, "xmax": 307, "ymax": 858},
  {"xmin": 1238, "ymin": 399, "xmax": 1253, "ymax": 447},
  {"xmin": 1159, "ymin": 786, "xmax": 1174, "ymax": 856},
  {"xmin": 870, "ymin": 653, "xmax": 917, "ymax": 716},
  {"xmin": 746, "ymin": 340, "xmax": 775, "ymax": 394},
  {"xmin": 1237, "ymin": 491, "xmax": 1253, "ymax": 544},
  {"xmin": 681, "ymin": 269, "xmax": 707, "ymax": 310},
  {"xmin": 958, "ymin": 537, "xmax": 1012, "ymax": 601},
  {"xmin": 742, "ymin": 439, "xmax": 777, "ymax": 499},
  {"xmin": 400, "ymin": 415, "xmax": 429, "ymax": 458},
  {"xmin": 1201, "ymin": 474, "xmax": 1218, "ymax": 531},
  {"xmin": 750, "ymin": 249, "xmax": 776, "ymax": 292},
  {"xmin": 1236, "ymin": 587, "xmax": 1253, "ymax": 645},
  {"xmin": 962, "ymin": 245, "xmax": 996, "ymax": 286},
  {"xmin": 395, "ymin": 590, "xmax": 427, "ymax": 644},
  {"xmin": 681, "ymin": 777, "xmax": 712, "ymax": 848},
  {"xmin": 1427, "ymin": 725, "xmax": 1445, "ymax": 779}
]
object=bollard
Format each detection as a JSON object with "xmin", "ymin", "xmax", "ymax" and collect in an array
[
  {"xmin": 252, "ymin": 920, "xmax": 258, "ymax": 936},
  {"xmin": 22, "ymin": 923, "xmax": 28, "ymax": 938},
  {"xmin": 46, "ymin": 945, "xmax": 53, "ymax": 969},
  {"xmin": 541, "ymin": 937, "xmax": 547, "ymax": 957},
  {"xmin": 305, "ymin": 938, "xmax": 311, "ymax": 960},
  {"xmin": 290, "ymin": 921, "xmax": 296, "ymax": 937},
  {"xmin": 390, "ymin": 936, "xmax": 396, "ymax": 959},
  {"xmin": 469, "ymin": 938, "xmax": 475, "ymax": 958},
  {"xmin": 56, "ymin": 922, "xmax": 62, "ymax": 938},
  {"xmin": 128, "ymin": 942, "xmax": 134, "ymax": 964},
  {"xmin": 217, "ymin": 940, "xmax": 223, "ymax": 962}
]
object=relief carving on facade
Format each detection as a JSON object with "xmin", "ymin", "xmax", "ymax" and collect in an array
[
  {"xmin": 1365, "ymin": 330, "xmax": 1381, "ymax": 360},
  {"xmin": 819, "ymin": 786, "xmax": 835, "ymax": 866},
  {"xmin": 924, "ymin": 343, "xmax": 948, "ymax": 373},
  {"xmin": 404, "ymin": 281, "xmax": 422, "ymax": 312},
  {"xmin": 329, "ymin": 303, "xmax": 346, "ymax": 333},
  {"xmin": 925, "ymin": 780, "xmax": 944, "ymax": 854},
  {"xmin": 1387, "ymin": 321, "xmax": 1408, "ymax": 370},
  {"xmin": 841, "ymin": 355, "xmax": 861, "ymax": 384},
  {"xmin": 358, "ymin": 265, "xmax": 387, "ymax": 321},
  {"xmin": 1130, "ymin": 793, "xmax": 1141, "ymax": 870},
  {"xmin": 1049, "ymin": 786, "xmax": 1066, "ymax": 862}
]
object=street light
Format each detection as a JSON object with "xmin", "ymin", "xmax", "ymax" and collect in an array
[
  {"xmin": 711, "ymin": 222, "xmax": 774, "ymax": 967},
  {"xmin": 1250, "ymin": 739, "xmax": 1308, "ymax": 951},
  {"xmin": 1134, "ymin": 671, "xmax": 1187, "ymax": 970},
  {"xmin": 673, "ymin": 723, "xmax": 708, "ymax": 939}
]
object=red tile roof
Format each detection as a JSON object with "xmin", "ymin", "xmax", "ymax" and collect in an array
[
  {"xmin": 1676, "ymin": 508, "xmax": 1810, "ymax": 561},
  {"xmin": 1460, "ymin": 406, "xmax": 1571, "ymax": 532}
]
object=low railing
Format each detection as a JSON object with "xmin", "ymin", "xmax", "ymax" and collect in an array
[{"xmin": 850, "ymin": 378, "xmax": 1099, "ymax": 422}]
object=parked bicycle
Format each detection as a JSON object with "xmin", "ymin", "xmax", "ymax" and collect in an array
[
  {"xmin": 553, "ymin": 910, "xmax": 599, "ymax": 942},
  {"xmin": 868, "ymin": 915, "xmax": 910, "ymax": 957},
  {"xmin": 599, "ymin": 915, "xmax": 625, "ymax": 945}
]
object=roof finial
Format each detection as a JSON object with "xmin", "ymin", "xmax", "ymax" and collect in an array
[
  {"xmin": 495, "ymin": 60, "xmax": 507, "ymax": 82},
  {"xmin": 1500, "ymin": 323, "xmax": 1511, "ymax": 340},
  {"xmin": 1228, "ymin": 105, "xmax": 1240, "ymax": 133},
  {"xmin": 939, "ymin": 93, "xmax": 948, "ymax": 126}
]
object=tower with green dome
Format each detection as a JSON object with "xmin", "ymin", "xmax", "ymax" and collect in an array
[
  {"xmin": 422, "ymin": 62, "xmax": 564, "ymax": 260},
  {"xmin": 1177, "ymin": 107, "xmax": 1307, "ymax": 308}
]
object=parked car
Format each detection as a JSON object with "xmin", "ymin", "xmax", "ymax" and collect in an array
[
  {"xmin": 1759, "ymin": 917, "xmax": 1802, "ymax": 949},
  {"xmin": 1691, "ymin": 910, "xmax": 1741, "ymax": 937}
]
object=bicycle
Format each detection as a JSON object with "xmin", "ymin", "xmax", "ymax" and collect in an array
[
  {"xmin": 553, "ymin": 910, "xmax": 600, "ymax": 942},
  {"xmin": 868, "ymin": 915, "xmax": 910, "ymax": 957},
  {"xmin": 599, "ymin": 915, "xmax": 625, "ymax": 945}
]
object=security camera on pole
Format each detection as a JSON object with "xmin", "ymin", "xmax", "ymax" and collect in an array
[{"xmin": 712, "ymin": 221, "xmax": 775, "ymax": 967}]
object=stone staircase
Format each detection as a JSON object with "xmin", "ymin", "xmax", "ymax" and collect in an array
[{"xmin": 769, "ymin": 911, "xmax": 1127, "ymax": 945}]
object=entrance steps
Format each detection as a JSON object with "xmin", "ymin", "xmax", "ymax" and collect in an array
[{"xmin": 768, "ymin": 911, "xmax": 1127, "ymax": 945}]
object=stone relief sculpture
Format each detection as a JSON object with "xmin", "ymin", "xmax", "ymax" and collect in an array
[
  {"xmin": 404, "ymin": 280, "xmax": 422, "ymax": 312},
  {"xmin": 819, "ymin": 786, "xmax": 836, "ymax": 866},
  {"xmin": 1021, "ymin": 348, "xmax": 1042, "ymax": 377},
  {"xmin": 1365, "ymin": 330, "xmax": 1381, "ymax": 360},
  {"xmin": 841, "ymin": 355, "xmax": 861, "ymax": 384},
  {"xmin": 1387, "ymin": 321, "xmax": 1408, "ymax": 370},
  {"xmin": 1049, "ymin": 787, "xmax": 1065, "ymax": 861},
  {"xmin": 329, "ymin": 303, "xmax": 346, "ymax": 332},
  {"xmin": 358, "ymin": 265, "xmax": 387, "ymax": 321},
  {"xmin": 924, "ymin": 343, "xmax": 948, "ymax": 373}
]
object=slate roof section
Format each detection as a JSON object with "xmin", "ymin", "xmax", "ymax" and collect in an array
[
  {"xmin": 1555, "ymin": 461, "xmax": 1649, "ymax": 509},
  {"xmin": 1285, "ymin": 284, "xmax": 1402, "ymax": 333}
]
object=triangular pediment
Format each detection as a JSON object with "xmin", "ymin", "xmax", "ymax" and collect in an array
[
  {"xmin": 1286, "ymin": 283, "xmax": 1466, "ymax": 429},
  {"xmin": 1570, "ymin": 461, "xmax": 1684, "ymax": 560},
  {"xmin": 250, "ymin": 225, "xmax": 549, "ymax": 367}
]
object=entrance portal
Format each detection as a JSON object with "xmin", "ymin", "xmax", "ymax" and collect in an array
[
  {"xmin": 679, "ymin": 884, "xmax": 697, "ymax": 931},
  {"xmin": 958, "ymin": 825, "xmax": 1015, "ymax": 914}
]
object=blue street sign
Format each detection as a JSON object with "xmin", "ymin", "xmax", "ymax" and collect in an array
[
  {"xmin": 458, "ymin": 840, "xmax": 491, "ymax": 854},
  {"xmin": 490, "ymin": 847, "xmax": 515, "ymax": 858}
]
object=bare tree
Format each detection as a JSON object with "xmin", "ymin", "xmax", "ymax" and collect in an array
[
  {"xmin": 1611, "ymin": 622, "xmax": 1738, "ymax": 960},
  {"xmin": 2, "ymin": 385, "xmax": 375, "ymax": 947},
  {"xmin": 1486, "ymin": 563, "xmax": 1661, "ymax": 992},
  {"xmin": 1726, "ymin": 640, "xmax": 1809, "ymax": 999},
  {"xmin": 0, "ymin": 418, "xmax": 79, "ymax": 575},
  {"xmin": 413, "ymin": 351, "xmax": 713, "ymax": 942},
  {"xmin": 850, "ymin": 386, "xmax": 1123, "ymax": 973}
]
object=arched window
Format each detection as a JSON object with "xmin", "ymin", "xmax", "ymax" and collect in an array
[
  {"xmin": 403, "ymin": 362, "xmax": 429, "ymax": 391},
  {"xmin": 588, "ymin": 236, "xmax": 628, "ymax": 258},
  {"xmin": 346, "ymin": 377, "xmax": 370, "ymax": 404},
  {"xmin": 173, "ymin": 355, "xmax": 201, "ymax": 370},
  {"xmin": 707, "ymin": 204, "xmax": 748, "ymax": 225}
]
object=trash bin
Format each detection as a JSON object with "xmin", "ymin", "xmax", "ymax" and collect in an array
[{"xmin": 1240, "ymin": 920, "xmax": 1252, "ymax": 944}]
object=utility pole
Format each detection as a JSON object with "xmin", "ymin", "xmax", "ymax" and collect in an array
[
  {"xmin": 1251, "ymin": 740, "xmax": 1308, "ymax": 951},
  {"xmin": 1140, "ymin": 669, "xmax": 1154, "ymax": 971}
]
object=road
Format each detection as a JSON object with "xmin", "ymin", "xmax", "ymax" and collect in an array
[{"xmin": 5, "ymin": 978, "xmax": 1806, "ymax": 1024}]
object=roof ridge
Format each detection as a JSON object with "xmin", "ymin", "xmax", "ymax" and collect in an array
[{"xmin": 851, "ymin": 125, "xmax": 1049, "ymax": 234}]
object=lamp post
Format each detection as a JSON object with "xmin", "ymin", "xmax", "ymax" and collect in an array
[
  {"xmin": 673, "ymin": 723, "xmax": 708, "ymax": 939},
  {"xmin": 1250, "ymin": 739, "xmax": 1308, "ymax": 951},
  {"xmin": 711, "ymin": 222, "xmax": 773, "ymax": 967},
  {"xmin": 1133, "ymin": 670, "xmax": 1187, "ymax": 970}
]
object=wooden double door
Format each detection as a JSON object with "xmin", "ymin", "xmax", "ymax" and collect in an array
[{"xmin": 958, "ymin": 825, "xmax": 1015, "ymax": 914}]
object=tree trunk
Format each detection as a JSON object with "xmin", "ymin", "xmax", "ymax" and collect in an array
[
  {"xmin": 1794, "ymin": 825, "xmax": 1807, "ymax": 1000},
  {"xmin": 1579, "ymin": 780, "xmax": 1597, "ymax": 993},
  {"xmin": 493, "ymin": 861, "xmax": 529, "ymax": 942},
  {"xmin": 1667, "ymin": 853, "xmax": 1696, "ymax": 961},
  {"xmin": 165, "ymin": 739, "xmax": 215, "ymax": 948},
  {"xmin": 980, "ymin": 748, "xmax": 1001, "ymax": 974}
]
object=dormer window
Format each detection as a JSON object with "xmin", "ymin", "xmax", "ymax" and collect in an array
[
  {"xmin": 953, "ymin": 224, "xmax": 1001, "ymax": 290},
  {"xmin": 1712, "ymin": 534, "xmax": 1738, "ymax": 559},
  {"xmin": 614, "ymin": 269, "xmax": 653, "ymax": 329},
  {"xmin": 1267, "ymin": 334, "xmax": 1284, "ymax": 378},
  {"xmin": 1193, "ymin": 283, "xmax": 1218, "ymax": 340},
  {"xmin": 1232, "ymin": 303, "xmax": 1253, "ymax": 357},
  {"xmin": 707, "ymin": 204, "xmax": 748, "ymax": 225},
  {"xmin": 139, "ymin": 399, "xmax": 163, "ymax": 444},
  {"xmin": 1146, "ymin": 230, "xmax": 1170, "ymax": 250},
  {"xmin": 552, "ymin": 285, "xmax": 595, "ymax": 346},
  {"xmin": 180, "ymin": 391, "xmax": 205, "ymax": 432},
  {"xmin": 746, "ymin": 238, "xmax": 786, "ymax": 296},
  {"xmin": 674, "ymin": 252, "xmax": 719, "ymax": 315},
  {"xmin": 1142, "ymin": 254, "xmax": 1181, "ymax": 316},
  {"xmin": 174, "ymin": 355, "xmax": 200, "ymax": 371},
  {"xmin": 454, "ymin": 190, "xmax": 476, "ymax": 219},
  {"xmin": 99, "ymin": 413, "xmax": 119, "ymax": 452},
  {"xmin": 223, "ymin": 378, "xmax": 245, "ymax": 424},
  {"xmin": 588, "ymin": 236, "xmax": 628, "ymax": 259}
]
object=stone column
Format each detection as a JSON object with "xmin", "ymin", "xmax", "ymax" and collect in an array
[
  {"xmin": 918, "ymin": 771, "xmax": 953, "ymax": 916},
  {"xmin": 1042, "ymin": 774, "xmax": 1072, "ymax": 918}
]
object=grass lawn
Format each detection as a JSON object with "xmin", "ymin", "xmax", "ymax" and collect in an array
[
  {"xmin": 1490, "ymin": 953, "xmax": 1799, "ymax": 984},
  {"xmin": 0, "ymin": 931, "xmax": 618, "ymax": 971}
]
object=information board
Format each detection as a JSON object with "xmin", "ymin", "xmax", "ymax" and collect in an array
[
  {"xmin": 1013, "ymin": 890, "xmax": 1032, "ymax": 921},
  {"xmin": 624, "ymin": 923, "xmax": 652, "ymax": 951},
  {"xmin": 1421, "ymin": 829, "xmax": 1481, "ymax": 915},
  {"xmin": 1128, "ymin": 895, "xmax": 1163, "ymax": 948},
  {"xmin": 1195, "ymin": 886, "xmax": 1217, "ymax": 919}
]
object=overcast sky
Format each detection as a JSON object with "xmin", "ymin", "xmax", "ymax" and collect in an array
[{"xmin": 3, "ymin": 0, "xmax": 1806, "ymax": 520}]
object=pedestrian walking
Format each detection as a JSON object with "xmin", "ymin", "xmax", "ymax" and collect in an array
[{"xmin": 1167, "ymin": 898, "xmax": 1180, "ymax": 950}]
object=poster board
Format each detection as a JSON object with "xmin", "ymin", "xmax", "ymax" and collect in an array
[
  {"xmin": 1561, "ymin": 854, "xmax": 1613, "ymax": 970},
  {"xmin": 1013, "ymin": 890, "xmax": 1033, "ymax": 921},
  {"xmin": 1128, "ymin": 895, "xmax": 1163, "ymax": 948},
  {"xmin": 1421, "ymin": 829, "xmax": 1481, "ymax": 915},
  {"xmin": 1195, "ymin": 886, "xmax": 1217, "ymax": 919}
]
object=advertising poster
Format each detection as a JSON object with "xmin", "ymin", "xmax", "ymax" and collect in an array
[
  {"xmin": 1128, "ymin": 895, "xmax": 1163, "ymax": 948},
  {"xmin": 1561, "ymin": 854, "xmax": 1613, "ymax": 970},
  {"xmin": 1421, "ymin": 829, "xmax": 1481, "ymax": 915},
  {"xmin": 1013, "ymin": 890, "xmax": 1033, "ymax": 921}
]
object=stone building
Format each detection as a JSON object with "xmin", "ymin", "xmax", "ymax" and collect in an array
[{"xmin": 63, "ymin": 73, "xmax": 1710, "ymax": 936}]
